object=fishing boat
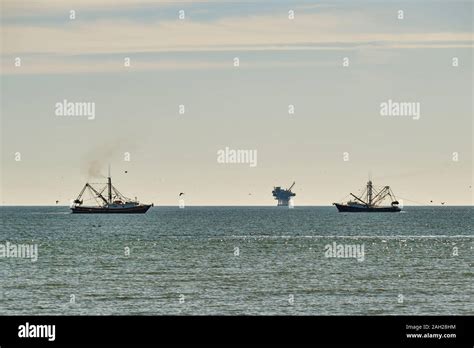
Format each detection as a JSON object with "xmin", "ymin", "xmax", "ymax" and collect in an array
[
  {"xmin": 333, "ymin": 180, "xmax": 401, "ymax": 212},
  {"xmin": 71, "ymin": 170, "xmax": 152, "ymax": 214}
]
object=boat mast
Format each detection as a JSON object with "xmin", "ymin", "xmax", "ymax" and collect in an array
[
  {"xmin": 367, "ymin": 180, "xmax": 373, "ymax": 207},
  {"xmin": 108, "ymin": 164, "xmax": 112, "ymax": 204}
]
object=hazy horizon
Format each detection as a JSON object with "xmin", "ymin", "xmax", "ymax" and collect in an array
[{"xmin": 1, "ymin": 0, "xmax": 472, "ymax": 206}]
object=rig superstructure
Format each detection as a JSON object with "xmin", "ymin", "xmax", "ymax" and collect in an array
[{"xmin": 272, "ymin": 182, "xmax": 296, "ymax": 206}]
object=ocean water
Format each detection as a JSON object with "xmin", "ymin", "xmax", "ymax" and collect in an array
[{"xmin": 0, "ymin": 206, "xmax": 472, "ymax": 315}]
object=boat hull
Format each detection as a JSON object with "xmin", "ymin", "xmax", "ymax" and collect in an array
[
  {"xmin": 334, "ymin": 203, "xmax": 401, "ymax": 213},
  {"xmin": 71, "ymin": 204, "xmax": 152, "ymax": 214}
]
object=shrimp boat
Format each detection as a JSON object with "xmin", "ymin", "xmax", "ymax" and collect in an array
[
  {"xmin": 71, "ymin": 171, "xmax": 153, "ymax": 214},
  {"xmin": 333, "ymin": 180, "xmax": 401, "ymax": 212}
]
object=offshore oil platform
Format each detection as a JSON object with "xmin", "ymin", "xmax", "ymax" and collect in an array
[{"xmin": 272, "ymin": 182, "xmax": 296, "ymax": 206}]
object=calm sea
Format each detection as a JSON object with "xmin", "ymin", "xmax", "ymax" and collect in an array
[{"xmin": 0, "ymin": 206, "xmax": 472, "ymax": 315}]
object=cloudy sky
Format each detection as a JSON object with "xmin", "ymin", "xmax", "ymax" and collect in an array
[{"xmin": 1, "ymin": 0, "xmax": 472, "ymax": 205}]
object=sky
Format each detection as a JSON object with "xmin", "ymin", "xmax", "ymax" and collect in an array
[{"xmin": 0, "ymin": 0, "xmax": 472, "ymax": 206}]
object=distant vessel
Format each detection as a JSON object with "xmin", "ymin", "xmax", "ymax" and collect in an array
[
  {"xmin": 333, "ymin": 180, "xmax": 401, "ymax": 212},
  {"xmin": 272, "ymin": 182, "xmax": 295, "ymax": 206},
  {"xmin": 71, "ymin": 170, "xmax": 152, "ymax": 214}
]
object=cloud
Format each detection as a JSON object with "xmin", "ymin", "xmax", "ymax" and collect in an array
[
  {"xmin": 1, "ymin": 53, "xmax": 342, "ymax": 75},
  {"xmin": 1, "ymin": 57, "xmax": 231, "ymax": 74},
  {"xmin": 1, "ymin": 10, "xmax": 472, "ymax": 74},
  {"xmin": 1, "ymin": 0, "xmax": 221, "ymax": 15},
  {"xmin": 3, "ymin": 14, "xmax": 472, "ymax": 55}
]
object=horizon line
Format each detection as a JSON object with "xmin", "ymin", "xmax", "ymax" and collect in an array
[{"xmin": 0, "ymin": 204, "xmax": 472, "ymax": 207}]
